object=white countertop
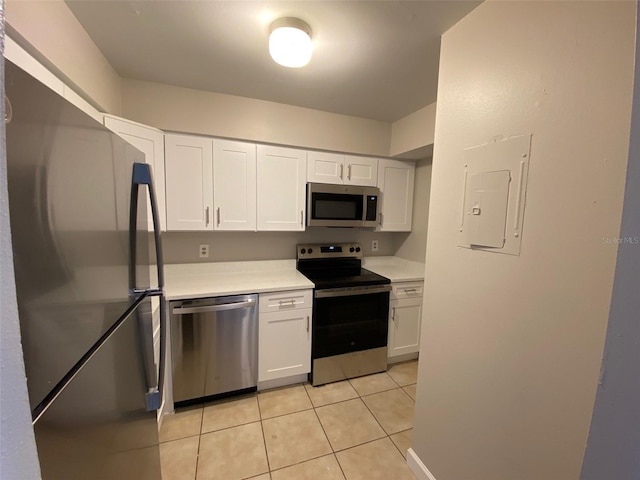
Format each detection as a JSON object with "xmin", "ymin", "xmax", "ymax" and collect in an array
[
  {"xmin": 362, "ymin": 256, "xmax": 426, "ymax": 283},
  {"xmin": 164, "ymin": 260, "xmax": 314, "ymax": 300},
  {"xmin": 164, "ymin": 256, "xmax": 425, "ymax": 300}
]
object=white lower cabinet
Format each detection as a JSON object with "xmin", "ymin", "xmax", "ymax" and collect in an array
[
  {"xmin": 258, "ymin": 290, "xmax": 312, "ymax": 383},
  {"xmin": 388, "ymin": 282, "xmax": 423, "ymax": 360}
]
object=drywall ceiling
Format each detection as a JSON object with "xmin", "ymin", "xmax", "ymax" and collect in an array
[{"xmin": 65, "ymin": 1, "xmax": 481, "ymax": 122}]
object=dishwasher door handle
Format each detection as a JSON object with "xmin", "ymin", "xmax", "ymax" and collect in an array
[{"xmin": 172, "ymin": 300, "xmax": 256, "ymax": 315}]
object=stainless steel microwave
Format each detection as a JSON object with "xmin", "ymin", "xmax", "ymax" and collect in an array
[{"xmin": 307, "ymin": 183, "xmax": 380, "ymax": 227}]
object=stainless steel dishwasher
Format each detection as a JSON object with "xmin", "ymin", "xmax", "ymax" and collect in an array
[{"xmin": 170, "ymin": 294, "xmax": 258, "ymax": 405}]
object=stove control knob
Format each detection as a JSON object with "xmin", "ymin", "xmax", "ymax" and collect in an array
[
  {"xmin": 349, "ymin": 247, "xmax": 355, "ymax": 252},
  {"xmin": 355, "ymin": 247, "xmax": 361, "ymax": 252},
  {"xmin": 308, "ymin": 248, "xmax": 313, "ymax": 254},
  {"xmin": 301, "ymin": 248, "xmax": 306, "ymax": 255}
]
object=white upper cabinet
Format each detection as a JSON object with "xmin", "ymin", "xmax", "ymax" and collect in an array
[
  {"xmin": 307, "ymin": 151, "xmax": 345, "ymax": 184},
  {"xmin": 257, "ymin": 146, "xmax": 307, "ymax": 231},
  {"xmin": 377, "ymin": 158, "xmax": 415, "ymax": 232},
  {"xmin": 164, "ymin": 134, "xmax": 213, "ymax": 231},
  {"xmin": 213, "ymin": 139, "xmax": 257, "ymax": 231},
  {"xmin": 104, "ymin": 115, "xmax": 167, "ymax": 231},
  {"xmin": 307, "ymin": 152, "xmax": 378, "ymax": 187},
  {"xmin": 343, "ymin": 155, "xmax": 378, "ymax": 187}
]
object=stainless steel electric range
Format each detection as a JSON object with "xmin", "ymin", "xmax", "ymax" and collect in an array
[{"xmin": 296, "ymin": 243, "xmax": 391, "ymax": 386}]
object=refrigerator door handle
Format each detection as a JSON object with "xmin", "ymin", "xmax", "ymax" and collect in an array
[
  {"xmin": 129, "ymin": 162, "xmax": 166, "ymax": 412},
  {"xmin": 129, "ymin": 162, "xmax": 165, "ymax": 294}
]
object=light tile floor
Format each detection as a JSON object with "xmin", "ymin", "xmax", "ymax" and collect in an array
[{"xmin": 159, "ymin": 360, "xmax": 419, "ymax": 480}]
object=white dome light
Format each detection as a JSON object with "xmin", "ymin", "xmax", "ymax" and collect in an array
[{"xmin": 269, "ymin": 17, "xmax": 312, "ymax": 68}]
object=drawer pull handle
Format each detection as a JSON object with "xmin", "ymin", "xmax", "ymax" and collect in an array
[
  {"xmin": 278, "ymin": 299, "xmax": 296, "ymax": 306},
  {"xmin": 404, "ymin": 288, "xmax": 418, "ymax": 293}
]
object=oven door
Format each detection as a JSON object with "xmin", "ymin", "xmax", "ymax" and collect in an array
[{"xmin": 312, "ymin": 285, "xmax": 391, "ymax": 359}]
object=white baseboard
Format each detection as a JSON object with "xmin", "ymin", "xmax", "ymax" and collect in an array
[{"xmin": 407, "ymin": 448, "xmax": 438, "ymax": 480}]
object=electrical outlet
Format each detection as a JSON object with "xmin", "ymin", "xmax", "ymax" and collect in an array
[
  {"xmin": 371, "ymin": 240, "xmax": 379, "ymax": 252},
  {"xmin": 199, "ymin": 244, "xmax": 209, "ymax": 258}
]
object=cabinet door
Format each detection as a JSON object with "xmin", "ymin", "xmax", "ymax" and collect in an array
[
  {"xmin": 165, "ymin": 134, "xmax": 213, "ymax": 231},
  {"xmin": 213, "ymin": 139, "xmax": 256, "ymax": 231},
  {"xmin": 377, "ymin": 159, "xmax": 415, "ymax": 232},
  {"xmin": 388, "ymin": 297, "xmax": 422, "ymax": 358},
  {"xmin": 256, "ymin": 146, "xmax": 307, "ymax": 231},
  {"xmin": 104, "ymin": 115, "xmax": 167, "ymax": 231},
  {"xmin": 307, "ymin": 151, "xmax": 345, "ymax": 184},
  {"xmin": 344, "ymin": 155, "xmax": 378, "ymax": 186},
  {"xmin": 259, "ymin": 308, "xmax": 312, "ymax": 381}
]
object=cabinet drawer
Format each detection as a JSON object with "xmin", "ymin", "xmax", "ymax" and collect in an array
[
  {"xmin": 391, "ymin": 282, "xmax": 424, "ymax": 300},
  {"xmin": 259, "ymin": 289, "xmax": 312, "ymax": 313}
]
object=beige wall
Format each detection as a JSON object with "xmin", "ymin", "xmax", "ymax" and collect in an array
[
  {"xmin": 412, "ymin": 2, "xmax": 635, "ymax": 480},
  {"xmin": 6, "ymin": 0, "xmax": 122, "ymax": 114},
  {"xmin": 390, "ymin": 103, "xmax": 436, "ymax": 158},
  {"xmin": 122, "ymin": 79, "xmax": 392, "ymax": 156},
  {"xmin": 162, "ymin": 229, "xmax": 396, "ymax": 264},
  {"xmin": 393, "ymin": 157, "xmax": 432, "ymax": 263}
]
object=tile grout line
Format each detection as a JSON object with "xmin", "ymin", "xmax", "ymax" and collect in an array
[
  {"xmin": 262, "ymin": 383, "xmax": 338, "ymax": 477},
  {"xmin": 256, "ymin": 391, "xmax": 273, "ymax": 476},
  {"xmin": 308, "ymin": 392, "xmax": 350, "ymax": 479},
  {"xmin": 303, "ymin": 381, "xmax": 347, "ymax": 477},
  {"xmin": 195, "ymin": 405, "xmax": 205, "ymax": 480}
]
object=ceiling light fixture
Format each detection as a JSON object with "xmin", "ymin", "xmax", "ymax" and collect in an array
[{"xmin": 269, "ymin": 17, "xmax": 312, "ymax": 68}]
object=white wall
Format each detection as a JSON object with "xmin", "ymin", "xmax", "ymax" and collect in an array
[
  {"xmin": 0, "ymin": 12, "xmax": 42, "ymax": 478},
  {"xmin": 579, "ymin": 10, "xmax": 640, "ymax": 479},
  {"xmin": 411, "ymin": 2, "xmax": 635, "ymax": 480},
  {"xmin": 5, "ymin": 0, "xmax": 122, "ymax": 115}
]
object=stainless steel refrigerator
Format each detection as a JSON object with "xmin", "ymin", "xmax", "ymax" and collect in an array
[{"xmin": 5, "ymin": 59, "xmax": 166, "ymax": 479}]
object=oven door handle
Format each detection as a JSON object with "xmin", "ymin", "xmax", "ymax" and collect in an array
[{"xmin": 314, "ymin": 284, "xmax": 392, "ymax": 298}]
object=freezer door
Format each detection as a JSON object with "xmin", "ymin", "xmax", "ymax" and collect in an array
[{"xmin": 33, "ymin": 297, "xmax": 161, "ymax": 480}]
